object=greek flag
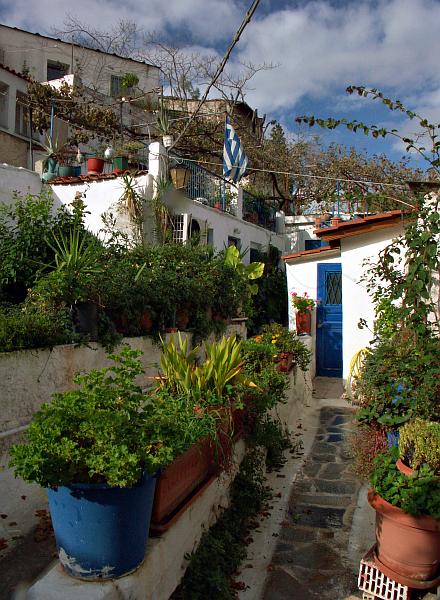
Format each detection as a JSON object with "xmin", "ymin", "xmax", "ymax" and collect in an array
[{"xmin": 223, "ymin": 116, "xmax": 249, "ymax": 183}]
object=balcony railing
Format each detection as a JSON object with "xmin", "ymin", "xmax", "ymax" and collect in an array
[
  {"xmin": 172, "ymin": 157, "xmax": 237, "ymax": 216},
  {"xmin": 242, "ymin": 190, "xmax": 277, "ymax": 231}
]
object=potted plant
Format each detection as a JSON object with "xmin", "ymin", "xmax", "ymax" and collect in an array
[
  {"xmin": 156, "ymin": 107, "xmax": 173, "ymax": 147},
  {"xmin": 9, "ymin": 347, "xmax": 172, "ymax": 579},
  {"xmin": 291, "ymin": 291, "xmax": 316, "ymax": 335},
  {"xmin": 257, "ymin": 323, "xmax": 312, "ymax": 373},
  {"xmin": 41, "ymin": 134, "xmax": 62, "ymax": 181},
  {"xmin": 150, "ymin": 334, "xmax": 250, "ymax": 525},
  {"xmin": 368, "ymin": 448, "xmax": 440, "ymax": 587},
  {"xmin": 112, "ymin": 142, "xmax": 129, "ymax": 171},
  {"xmin": 397, "ymin": 418, "xmax": 440, "ymax": 476},
  {"xmin": 34, "ymin": 224, "xmax": 104, "ymax": 339},
  {"xmin": 87, "ymin": 143, "xmax": 107, "ymax": 174}
]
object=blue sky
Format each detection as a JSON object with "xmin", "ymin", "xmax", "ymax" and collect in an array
[{"xmin": 1, "ymin": 0, "xmax": 439, "ymax": 170}]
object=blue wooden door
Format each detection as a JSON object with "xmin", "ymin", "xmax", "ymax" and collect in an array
[{"xmin": 316, "ymin": 263, "xmax": 342, "ymax": 377}]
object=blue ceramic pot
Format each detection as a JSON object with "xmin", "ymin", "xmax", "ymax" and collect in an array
[{"xmin": 47, "ymin": 472, "xmax": 156, "ymax": 580}]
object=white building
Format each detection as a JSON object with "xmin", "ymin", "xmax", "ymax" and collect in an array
[
  {"xmin": 0, "ymin": 24, "xmax": 159, "ymax": 99},
  {"xmin": 282, "ymin": 211, "xmax": 405, "ymax": 380},
  {"xmin": 48, "ymin": 142, "xmax": 287, "ymax": 262},
  {"xmin": 0, "ymin": 64, "xmax": 38, "ymax": 168}
]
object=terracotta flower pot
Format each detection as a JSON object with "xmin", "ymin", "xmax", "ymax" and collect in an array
[
  {"xmin": 296, "ymin": 310, "xmax": 312, "ymax": 335},
  {"xmin": 368, "ymin": 490, "xmax": 440, "ymax": 585},
  {"xmin": 175, "ymin": 308, "xmax": 189, "ymax": 331},
  {"xmin": 87, "ymin": 157, "xmax": 104, "ymax": 174},
  {"xmin": 396, "ymin": 458, "xmax": 414, "ymax": 476},
  {"xmin": 151, "ymin": 438, "xmax": 213, "ymax": 525},
  {"xmin": 139, "ymin": 311, "xmax": 153, "ymax": 333}
]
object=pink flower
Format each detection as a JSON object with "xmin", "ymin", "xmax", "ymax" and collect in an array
[
  {"xmin": 303, "ymin": 291, "xmax": 308, "ymax": 297},
  {"xmin": 292, "ymin": 292, "xmax": 297, "ymax": 296}
]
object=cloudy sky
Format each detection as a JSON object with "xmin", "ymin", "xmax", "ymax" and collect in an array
[{"xmin": 1, "ymin": 0, "xmax": 439, "ymax": 168}]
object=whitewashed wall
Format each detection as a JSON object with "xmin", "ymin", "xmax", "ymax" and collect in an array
[
  {"xmin": 284, "ymin": 224, "xmax": 405, "ymax": 381},
  {"xmin": 285, "ymin": 250, "xmax": 341, "ymax": 378},
  {"xmin": 50, "ymin": 170, "xmax": 287, "ymax": 262},
  {"xmin": 284, "ymin": 215, "xmax": 318, "ymax": 254},
  {"xmin": 0, "ymin": 164, "xmax": 43, "ymax": 204},
  {"xmin": 340, "ymin": 224, "xmax": 403, "ymax": 379},
  {"xmin": 50, "ymin": 173, "xmax": 152, "ymax": 241},
  {"xmin": 168, "ymin": 192, "xmax": 287, "ymax": 263}
]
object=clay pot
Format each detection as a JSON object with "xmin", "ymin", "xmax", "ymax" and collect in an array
[
  {"xmin": 87, "ymin": 157, "xmax": 104, "ymax": 174},
  {"xmin": 139, "ymin": 311, "xmax": 153, "ymax": 333},
  {"xmin": 175, "ymin": 308, "xmax": 189, "ymax": 331},
  {"xmin": 151, "ymin": 438, "xmax": 214, "ymax": 525},
  {"xmin": 296, "ymin": 311, "xmax": 312, "ymax": 335},
  {"xmin": 396, "ymin": 458, "xmax": 414, "ymax": 476},
  {"xmin": 368, "ymin": 490, "xmax": 440, "ymax": 585}
]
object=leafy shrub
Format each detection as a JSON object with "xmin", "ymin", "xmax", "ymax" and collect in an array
[
  {"xmin": 0, "ymin": 304, "xmax": 74, "ymax": 352},
  {"xmin": 349, "ymin": 423, "xmax": 388, "ymax": 480},
  {"xmin": 9, "ymin": 347, "xmax": 174, "ymax": 487},
  {"xmin": 399, "ymin": 418, "xmax": 440, "ymax": 474},
  {"xmin": 370, "ymin": 448, "xmax": 440, "ymax": 519},
  {"xmin": 354, "ymin": 330, "xmax": 440, "ymax": 425},
  {"xmin": 0, "ymin": 191, "xmax": 82, "ymax": 303}
]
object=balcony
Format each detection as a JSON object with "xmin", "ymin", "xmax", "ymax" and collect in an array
[
  {"xmin": 173, "ymin": 157, "xmax": 237, "ymax": 216},
  {"xmin": 242, "ymin": 190, "xmax": 277, "ymax": 231}
]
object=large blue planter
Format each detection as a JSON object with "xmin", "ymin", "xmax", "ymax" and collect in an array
[{"xmin": 47, "ymin": 472, "xmax": 156, "ymax": 580}]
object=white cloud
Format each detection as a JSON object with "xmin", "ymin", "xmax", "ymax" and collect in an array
[
  {"xmin": 234, "ymin": 0, "xmax": 440, "ymax": 114},
  {"xmin": 1, "ymin": 0, "xmax": 241, "ymax": 44},
  {"xmin": 3, "ymin": 0, "xmax": 440, "ymax": 122}
]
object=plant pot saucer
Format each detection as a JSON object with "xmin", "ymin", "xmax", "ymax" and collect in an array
[{"xmin": 372, "ymin": 548, "xmax": 440, "ymax": 590}]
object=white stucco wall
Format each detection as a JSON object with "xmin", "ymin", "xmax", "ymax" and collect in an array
[
  {"xmin": 340, "ymin": 224, "xmax": 403, "ymax": 379},
  {"xmin": 50, "ymin": 171, "xmax": 287, "ymax": 260},
  {"xmin": 169, "ymin": 192, "xmax": 287, "ymax": 263},
  {"xmin": 284, "ymin": 215, "xmax": 318, "ymax": 254},
  {"xmin": 284, "ymin": 223, "xmax": 405, "ymax": 381},
  {"xmin": 0, "ymin": 163, "xmax": 43, "ymax": 203},
  {"xmin": 285, "ymin": 250, "xmax": 341, "ymax": 377},
  {"xmin": 50, "ymin": 173, "xmax": 152, "ymax": 240}
]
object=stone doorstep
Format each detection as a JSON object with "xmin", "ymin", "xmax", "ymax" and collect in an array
[{"xmin": 27, "ymin": 440, "xmax": 246, "ymax": 600}]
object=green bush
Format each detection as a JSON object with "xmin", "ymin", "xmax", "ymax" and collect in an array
[
  {"xmin": 9, "ymin": 347, "xmax": 174, "ymax": 487},
  {"xmin": 0, "ymin": 304, "xmax": 74, "ymax": 352},
  {"xmin": 399, "ymin": 418, "xmax": 440, "ymax": 474},
  {"xmin": 0, "ymin": 191, "xmax": 82, "ymax": 303},
  {"xmin": 370, "ymin": 448, "xmax": 440, "ymax": 519},
  {"xmin": 354, "ymin": 331, "xmax": 440, "ymax": 426}
]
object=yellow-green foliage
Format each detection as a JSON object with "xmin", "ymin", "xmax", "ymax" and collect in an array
[{"xmin": 399, "ymin": 418, "xmax": 440, "ymax": 474}]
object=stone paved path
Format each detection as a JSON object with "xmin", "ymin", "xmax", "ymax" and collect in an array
[{"xmin": 263, "ymin": 379, "xmax": 363, "ymax": 600}]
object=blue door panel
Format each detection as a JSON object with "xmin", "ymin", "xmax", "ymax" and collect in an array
[{"xmin": 316, "ymin": 263, "xmax": 343, "ymax": 377}]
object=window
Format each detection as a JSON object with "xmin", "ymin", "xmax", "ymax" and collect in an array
[
  {"xmin": 110, "ymin": 75, "xmax": 123, "ymax": 97},
  {"xmin": 0, "ymin": 81, "xmax": 9, "ymax": 129},
  {"xmin": 304, "ymin": 239, "xmax": 329, "ymax": 251},
  {"xmin": 249, "ymin": 244, "xmax": 262, "ymax": 263},
  {"xmin": 15, "ymin": 91, "xmax": 29, "ymax": 137},
  {"xmin": 227, "ymin": 236, "xmax": 241, "ymax": 249},
  {"xmin": 325, "ymin": 272, "xmax": 342, "ymax": 305},
  {"xmin": 47, "ymin": 60, "xmax": 69, "ymax": 81}
]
